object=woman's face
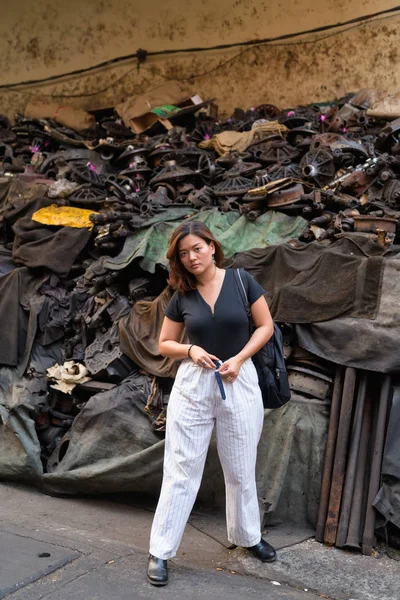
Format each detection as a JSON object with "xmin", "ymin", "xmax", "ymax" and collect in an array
[{"xmin": 178, "ymin": 234, "xmax": 215, "ymax": 276}]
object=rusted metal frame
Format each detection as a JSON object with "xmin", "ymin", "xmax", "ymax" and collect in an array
[
  {"xmin": 345, "ymin": 386, "xmax": 373, "ymax": 549},
  {"xmin": 362, "ymin": 374, "xmax": 392, "ymax": 555},
  {"xmin": 324, "ymin": 367, "xmax": 357, "ymax": 545},
  {"xmin": 336, "ymin": 372, "xmax": 368, "ymax": 547},
  {"xmin": 315, "ymin": 365, "xmax": 345, "ymax": 542}
]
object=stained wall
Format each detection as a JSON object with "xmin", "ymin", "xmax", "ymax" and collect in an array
[{"xmin": 1, "ymin": 0, "xmax": 400, "ymax": 119}]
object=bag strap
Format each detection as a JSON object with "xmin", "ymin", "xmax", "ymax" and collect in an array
[
  {"xmin": 234, "ymin": 269, "xmax": 249, "ymax": 310},
  {"xmin": 237, "ymin": 269, "xmax": 248, "ymax": 304},
  {"xmin": 234, "ymin": 269, "xmax": 253, "ymax": 336}
]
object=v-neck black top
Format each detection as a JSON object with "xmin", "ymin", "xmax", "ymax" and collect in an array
[{"xmin": 164, "ymin": 268, "xmax": 265, "ymax": 361}]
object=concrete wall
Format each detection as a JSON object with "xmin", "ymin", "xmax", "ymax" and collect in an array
[{"xmin": 1, "ymin": 0, "xmax": 400, "ymax": 120}]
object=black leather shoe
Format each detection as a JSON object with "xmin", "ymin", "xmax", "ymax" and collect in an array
[
  {"xmin": 245, "ymin": 539, "xmax": 277, "ymax": 562},
  {"xmin": 147, "ymin": 554, "xmax": 168, "ymax": 586}
]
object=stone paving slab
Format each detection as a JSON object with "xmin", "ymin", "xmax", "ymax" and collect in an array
[
  {"xmin": 0, "ymin": 530, "xmax": 80, "ymax": 599},
  {"xmin": 229, "ymin": 538, "xmax": 400, "ymax": 600}
]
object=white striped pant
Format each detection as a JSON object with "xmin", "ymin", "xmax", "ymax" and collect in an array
[{"xmin": 149, "ymin": 358, "xmax": 264, "ymax": 560}]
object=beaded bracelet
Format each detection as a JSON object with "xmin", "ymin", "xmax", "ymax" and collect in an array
[{"xmin": 188, "ymin": 344, "xmax": 195, "ymax": 358}]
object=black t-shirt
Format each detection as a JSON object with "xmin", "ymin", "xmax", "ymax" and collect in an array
[{"xmin": 164, "ymin": 268, "xmax": 265, "ymax": 361}]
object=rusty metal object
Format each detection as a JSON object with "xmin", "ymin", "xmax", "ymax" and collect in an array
[
  {"xmin": 323, "ymin": 157, "xmax": 380, "ymax": 194},
  {"xmin": 261, "ymin": 160, "xmax": 302, "ymax": 182},
  {"xmin": 347, "ymin": 110, "xmax": 369, "ymax": 131},
  {"xmin": 362, "ymin": 375, "xmax": 392, "ymax": 555},
  {"xmin": 323, "ymin": 191, "xmax": 360, "ymax": 209},
  {"xmin": 267, "ymin": 183, "xmax": 304, "ymax": 208},
  {"xmin": 160, "ymin": 143, "xmax": 205, "ymax": 168},
  {"xmin": 251, "ymin": 169, "xmax": 272, "ymax": 188},
  {"xmin": 254, "ymin": 103, "xmax": 281, "ymax": 119},
  {"xmin": 336, "ymin": 373, "xmax": 368, "ymax": 547},
  {"xmin": 286, "ymin": 127, "xmax": 318, "ymax": 149},
  {"xmin": 324, "ymin": 367, "xmax": 357, "ymax": 545},
  {"xmin": 300, "ymin": 147, "xmax": 336, "ymax": 187},
  {"xmin": 190, "ymin": 120, "xmax": 217, "ymax": 144},
  {"xmin": 120, "ymin": 155, "xmax": 152, "ymax": 177},
  {"xmin": 311, "ymin": 133, "xmax": 344, "ymax": 147},
  {"xmin": 312, "ymin": 134, "xmax": 368, "ymax": 163},
  {"xmin": 338, "ymin": 169, "xmax": 374, "ymax": 196},
  {"xmin": 216, "ymin": 150, "xmax": 251, "ymax": 169},
  {"xmin": 47, "ymin": 432, "xmax": 71, "ymax": 473},
  {"xmin": 353, "ymin": 215, "xmax": 397, "ymax": 234},
  {"xmin": 149, "ymin": 160, "xmax": 196, "ymax": 187},
  {"xmin": 213, "ymin": 173, "xmax": 253, "ymax": 196},
  {"xmin": 219, "ymin": 198, "xmax": 241, "ymax": 211},
  {"xmin": 248, "ymin": 177, "xmax": 297, "ymax": 197},
  {"xmin": 195, "ymin": 154, "xmax": 224, "ymax": 186},
  {"xmin": 287, "ymin": 346, "xmax": 333, "ymax": 376},
  {"xmin": 115, "ymin": 145, "xmax": 149, "ymax": 166},
  {"xmin": 345, "ymin": 388, "xmax": 373, "ymax": 549},
  {"xmin": 224, "ymin": 158, "xmax": 262, "ymax": 178},
  {"xmin": 248, "ymin": 140, "xmax": 300, "ymax": 165},
  {"xmin": 315, "ymin": 366, "xmax": 345, "ymax": 543},
  {"xmin": 375, "ymin": 117, "xmax": 400, "ymax": 152},
  {"xmin": 95, "ymin": 224, "xmax": 129, "ymax": 247},
  {"xmin": 321, "ymin": 106, "xmax": 344, "ymax": 133},
  {"xmin": 85, "ymin": 327, "xmax": 122, "ymax": 375},
  {"xmin": 310, "ymin": 212, "xmax": 334, "ymax": 228},
  {"xmin": 287, "ymin": 366, "xmax": 332, "ymax": 400},
  {"xmin": 69, "ymin": 184, "xmax": 108, "ymax": 205},
  {"xmin": 147, "ymin": 143, "xmax": 174, "ymax": 165},
  {"xmin": 376, "ymin": 229, "xmax": 387, "ymax": 247},
  {"xmin": 279, "ymin": 113, "xmax": 311, "ymax": 129}
]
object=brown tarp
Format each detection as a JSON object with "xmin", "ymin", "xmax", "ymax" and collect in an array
[
  {"xmin": 229, "ymin": 236, "xmax": 384, "ymax": 323},
  {"xmin": 295, "ymin": 257, "xmax": 400, "ymax": 373},
  {"xmin": 119, "ymin": 286, "xmax": 187, "ymax": 378}
]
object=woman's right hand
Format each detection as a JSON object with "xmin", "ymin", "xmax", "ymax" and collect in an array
[{"xmin": 189, "ymin": 345, "xmax": 220, "ymax": 369}]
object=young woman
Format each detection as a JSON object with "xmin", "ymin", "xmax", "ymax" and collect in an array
[{"xmin": 147, "ymin": 220, "xmax": 275, "ymax": 586}]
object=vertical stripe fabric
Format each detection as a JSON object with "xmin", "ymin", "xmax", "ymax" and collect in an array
[{"xmin": 149, "ymin": 358, "xmax": 264, "ymax": 559}]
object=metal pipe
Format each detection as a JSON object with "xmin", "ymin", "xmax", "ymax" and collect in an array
[
  {"xmin": 362, "ymin": 374, "xmax": 392, "ymax": 555},
  {"xmin": 336, "ymin": 372, "xmax": 368, "ymax": 547},
  {"xmin": 324, "ymin": 367, "xmax": 357, "ymax": 545},
  {"xmin": 315, "ymin": 366, "xmax": 345, "ymax": 542},
  {"xmin": 345, "ymin": 387, "xmax": 372, "ymax": 549}
]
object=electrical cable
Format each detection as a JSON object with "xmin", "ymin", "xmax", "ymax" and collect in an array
[
  {"xmin": 2, "ymin": 4, "xmax": 400, "ymax": 93},
  {"xmin": 146, "ymin": 12, "xmax": 400, "ymax": 82},
  {"xmin": 42, "ymin": 11, "xmax": 400, "ymax": 100}
]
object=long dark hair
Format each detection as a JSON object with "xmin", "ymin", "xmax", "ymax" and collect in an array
[{"xmin": 167, "ymin": 221, "xmax": 224, "ymax": 293}]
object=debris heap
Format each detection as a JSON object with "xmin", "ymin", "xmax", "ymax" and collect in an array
[{"xmin": 0, "ymin": 89, "xmax": 399, "ymax": 553}]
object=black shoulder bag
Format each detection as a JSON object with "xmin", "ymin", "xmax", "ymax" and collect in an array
[{"xmin": 234, "ymin": 268, "xmax": 291, "ymax": 409}]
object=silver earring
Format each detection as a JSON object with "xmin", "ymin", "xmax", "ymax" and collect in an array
[{"xmin": 212, "ymin": 254, "xmax": 216, "ymax": 264}]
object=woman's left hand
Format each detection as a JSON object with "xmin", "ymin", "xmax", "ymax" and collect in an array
[{"xmin": 216, "ymin": 356, "xmax": 243, "ymax": 383}]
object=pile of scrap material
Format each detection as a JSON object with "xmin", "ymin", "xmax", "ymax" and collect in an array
[
  {"xmin": 0, "ymin": 86, "xmax": 399, "ymax": 478},
  {"xmin": 2, "ymin": 89, "xmax": 400, "ymax": 250}
]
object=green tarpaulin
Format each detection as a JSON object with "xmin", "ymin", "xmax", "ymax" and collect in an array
[{"xmin": 104, "ymin": 208, "xmax": 307, "ymax": 273}]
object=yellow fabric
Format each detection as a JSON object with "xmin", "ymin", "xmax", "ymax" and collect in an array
[{"xmin": 32, "ymin": 204, "xmax": 98, "ymax": 230}]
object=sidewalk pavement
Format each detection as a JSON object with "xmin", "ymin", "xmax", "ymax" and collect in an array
[{"xmin": 0, "ymin": 483, "xmax": 398, "ymax": 600}]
